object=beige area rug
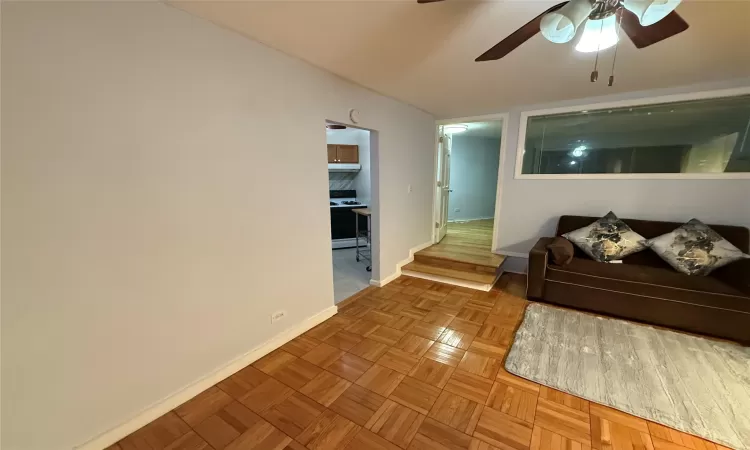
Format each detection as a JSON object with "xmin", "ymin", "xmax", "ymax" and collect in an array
[{"xmin": 505, "ymin": 303, "xmax": 750, "ymax": 450}]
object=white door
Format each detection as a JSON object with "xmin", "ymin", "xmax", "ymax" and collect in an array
[{"xmin": 436, "ymin": 127, "xmax": 452, "ymax": 242}]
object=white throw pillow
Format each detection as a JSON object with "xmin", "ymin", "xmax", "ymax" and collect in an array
[
  {"xmin": 646, "ymin": 219, "xmax": 749, "ymax": 276},
  {"xmin": 563, "ymin": 211, "xmax": 647, "ymax": 263}
]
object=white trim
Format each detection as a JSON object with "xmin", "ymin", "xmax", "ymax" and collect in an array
[
  {"xmin": 431, "ymin": 126, "xmax": 441, "ymax": 244},
  {"xmin": 371, "ymin": 240, "xmax": 432, "ymax": 287},
  {"xmin": 513, "ymin": 172, "xmax": 750, "ymax": 181},
  {"xmin": 492, "ymin": 113, "xmax": 510, "ymax": 251},
  {"xmin": 436, "ymin": 112, "xmax": 510, "ymax": 125},
  {"xmin": 432, "ymin": 113, "xmax": 510, "ymax": 249},
  {"xmin": 514, "ymin": 86, "xmax": 750, "ymax": 180},
  {"xmin": 76, "ymin": 305, "xmax": 338, "ymax": 450},
  {"xmin": 400, "ymin": 268, "xmax": 502, "ymax": 292},
  {"xmin": 448, "ymin": 216, "xmax": 495, "ymax": 223}
]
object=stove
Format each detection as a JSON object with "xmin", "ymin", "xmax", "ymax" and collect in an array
[{"xmin": 329, "ymin": 189, "xmax": 368, "ymax": 249}]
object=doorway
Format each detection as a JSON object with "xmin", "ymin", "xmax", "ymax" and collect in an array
[
  {"xmin": 326, "ymin": 122, "xmax": 375, "ymax": 304},
  {"xmin": 433, "ymin": 119, "xmax": 505, "ymax": 253}
]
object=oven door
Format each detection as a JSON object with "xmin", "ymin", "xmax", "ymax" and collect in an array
[{"xmin": 331, "ymin": 207, "xmax": 367, "ymax": 240}]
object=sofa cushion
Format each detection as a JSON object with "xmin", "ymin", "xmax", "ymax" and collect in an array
[
  {"xmin": 546, "ymin": 257, "xmax": 750, "ymax": 313},
  {"xmin": 562, "ymin": 212, "xmax": 647, "ymax": 262},
  {"xmin": 646, "ymin": 218, "xmax": 750, "ymax": 276}
]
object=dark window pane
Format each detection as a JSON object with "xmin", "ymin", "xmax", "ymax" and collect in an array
[{"xmin": 522, "ymin": 94, "xmax": 750, "ymax": 175}]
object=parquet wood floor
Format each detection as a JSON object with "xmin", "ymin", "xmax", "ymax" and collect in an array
[{"xmin": 110, "ymin": 274, "xmax": 732, "ymax": 450}]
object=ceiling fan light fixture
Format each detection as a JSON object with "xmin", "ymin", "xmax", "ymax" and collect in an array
[
  {"xmin": 575, "ymin": 14, "xmax": 619, "ymax": 53},
  {"xmin": 540, "ymin": 0, "xmax": 595, "ymax": 43},
  {"xmin": 444, "ymin": 124, "xmax": 468, "ymax": 134},
  {"xmin": 623, "ymin": 0, "xmax": 681, "ymax": 26}
]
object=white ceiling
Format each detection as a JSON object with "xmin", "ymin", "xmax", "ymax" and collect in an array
[{"xmin": 173, "ymin": 0, "xmax": 750, "ymax": 119}]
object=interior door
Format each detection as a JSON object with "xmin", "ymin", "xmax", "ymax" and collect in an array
[{"xmin": 436, "ymin": 128, "xmax": 451, "ymax": 242}]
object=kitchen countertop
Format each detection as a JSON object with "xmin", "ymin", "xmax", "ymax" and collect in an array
[{"xmin": 330, "ymin": 197, "xmax": 367, "ymax": 209}]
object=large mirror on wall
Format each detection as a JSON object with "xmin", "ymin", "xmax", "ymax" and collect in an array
[{"xmin": 518, "ymin": 93, "xmax": 750, "ymax": 177}]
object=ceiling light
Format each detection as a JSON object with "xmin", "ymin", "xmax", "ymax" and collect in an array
[
  {"xmin": 570, "ymin": 161, "xmax": 577, "ymax": 165},
  {"xmin": 623, "ymin": 0, "xmax": 681, "ymax": 26},
  {"xmin": 572, "ymin": 145, "xmax": 586, "ymax": 157},
  {"xmin": 540, "ymin": 0, "xmax": 594, "ymax": 43},
  {"xmin": 444, "ymin": 125, "xmax": 468, "ymax": 134},
  {"xmin": 575, "ymin": 14, "xmax": 619, "ymax": 53}
]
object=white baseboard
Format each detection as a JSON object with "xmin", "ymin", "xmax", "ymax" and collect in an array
[
  {"xmin": 448, "ymin": 216, "xmax": 494, "ymax": 223},
  {"xmin": 370, "ymin": 240, "xmax": 432, "ymax": 287},
  {"xmin": 77, "ymin": 305, "xmax": 338, "ymax": 450},
  {"xmin": 400, "ymin": 268, "xmax": 503, "ymax": 292}
]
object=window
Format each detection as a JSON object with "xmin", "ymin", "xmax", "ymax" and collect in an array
[{"xmin": 518, "ymin": 91, "xmax": 750, "ymax": 178}]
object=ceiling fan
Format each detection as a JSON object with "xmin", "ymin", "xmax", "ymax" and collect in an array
[{"xmin": 419, "ymin": 0, "xmax": 688, "ymax": 83}]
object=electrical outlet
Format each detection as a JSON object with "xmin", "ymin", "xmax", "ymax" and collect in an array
[
  {"xmin": 454, "ymin": 208, "xmax": 460, "ymax": 213},
  {"xmin": 271, "ymin": 311, "xmax": 286, "ymax": 324},
  {"xmin": 407, "ymin": 184, "xmax": 413, "ymax": 193}
]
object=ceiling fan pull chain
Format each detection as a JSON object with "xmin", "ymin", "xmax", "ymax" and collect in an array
[
  {"xmin": 590, "ymin": 17, "xmax": 605, "ymax": 82},
  {"xmin": 608, "ymin": 10, "xmax": 624, "ymax": 86}
]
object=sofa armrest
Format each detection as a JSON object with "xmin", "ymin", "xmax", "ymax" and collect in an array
[
  {"xmin": 712, "ymin": 258, "xmax": 750, "ymax": 296},
  {"xmin": 527, "ymin": 237, "xmax": 554, "ymax": 300}
]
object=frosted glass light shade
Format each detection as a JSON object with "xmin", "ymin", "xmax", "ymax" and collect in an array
[
  {"xmin": 624, "ymin": 0, "xmax": 681, "ymax": 26},
  {"xmin": 540, "ymin": 0, "xmax": 595, "ymax": 43},
  {"xmin": 575, "ymin": 15, "xmax": 619, "ymax": 53}
]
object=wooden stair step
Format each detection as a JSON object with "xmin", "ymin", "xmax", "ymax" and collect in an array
[
  {"xmin": 402, "ymin": 261, "xmax": 499, "ymax": 285},
  {"xmin": 414, "ymin": 247, "xmax": 505, "ymax": 269}
]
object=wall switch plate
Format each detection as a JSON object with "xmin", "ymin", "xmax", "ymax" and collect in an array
[{"xmin": 271, "ymin": 311, "xmax": 286, "ymax": 323}]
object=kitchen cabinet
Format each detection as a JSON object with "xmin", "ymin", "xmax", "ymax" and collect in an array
[
  {"xmin": 327, "ymin": 145, "xmax": 338, "ymax": 164},
  {"xmin": 327, "ymin": 144, "xmax": 359, "ymax": 163}
]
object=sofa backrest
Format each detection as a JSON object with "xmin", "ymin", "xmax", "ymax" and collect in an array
[{"xmin": 555, "ymin": 215, "xmax": 750, "ymax": 268}]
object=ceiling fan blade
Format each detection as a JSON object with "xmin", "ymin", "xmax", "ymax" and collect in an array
[
  {"xmin": 476, "ymin": 2, "xmax": 568, "ymax": 62},
  {"xmin": 417, "ymin": 0, "xmax": 445, "ymax": 3},
  {"xmin": 619, "ymin": 8, "xmax": 689, "ymax": 49}
]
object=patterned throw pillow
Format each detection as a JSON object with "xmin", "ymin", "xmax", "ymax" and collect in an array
[
  {"xmin": 563, "ymin": 212, "xmax": 647, "ymax": 262},
  {"xmin": 646, "ymin": 219, "xmax": 749, "ymax": 276}
]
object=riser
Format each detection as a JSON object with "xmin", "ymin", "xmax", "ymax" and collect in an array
[
  {"xmin": 401, "ymin": 265, "xmax": 502, "ymax": 292},
  {"xmin": 414, "ymin": 254, "xmax": 497, "ymax": 274}
]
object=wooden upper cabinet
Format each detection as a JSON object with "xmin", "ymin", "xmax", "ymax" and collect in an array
[
  {"xmin": 327, "ymin": 144, "xmax": 338, "ymax": 163},
  {"xmin": 336, "ymin": 145, "xmax": 359, "ymax": 163},
  {"xmin": 327, "ymin": 144, "xmax": 359, "ymax": 163}
]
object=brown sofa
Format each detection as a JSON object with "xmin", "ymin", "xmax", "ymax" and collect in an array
[{"xmin": 528, "ymin": 215, "xmax": 750, "ymax": 344}]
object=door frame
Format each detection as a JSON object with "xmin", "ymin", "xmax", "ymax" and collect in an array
[
  {"xmin": 326, "ymin": 119, "xmax": 380, "ymax": 288},
  {"xmin": 432, "ymin": 113, "xmax": 510, "ymax": 251}
]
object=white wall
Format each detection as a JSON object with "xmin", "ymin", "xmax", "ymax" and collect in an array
[
  {"xmin": 0, "ymin": 3, "xmax": 434, "ymax": 449},
  {"xmin": 448, "ymin": 136, "xmax": 500, "ymax": 222},
  {"xmin": 494, "ymin": 78, "xmax": 750, "ymax": 271},
  {"xmin": 326, "ymin": 128, "xmax": 371, "ymax": 205}
]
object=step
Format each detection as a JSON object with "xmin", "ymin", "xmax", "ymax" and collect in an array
[
  {"xmin": 414, "ymin": 245, "xmax": 505, "ymax": 269},
  {"xmin": 401, "ymin": 261, "xmax": 501, "ymax": 287}
]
